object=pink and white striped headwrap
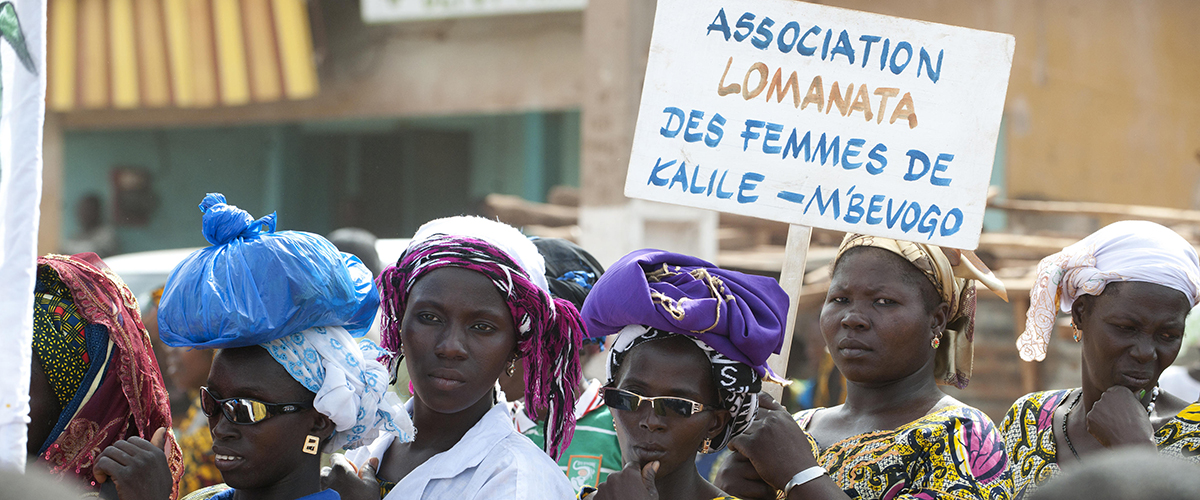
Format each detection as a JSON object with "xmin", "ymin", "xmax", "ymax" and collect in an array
[
  {"xmin": 376, "ymin": 217, "xmax": 583, "ymax": 460},
  {"xmin": 1018, "ymin": 220, "xmax": 1200, "ymax": 361}
]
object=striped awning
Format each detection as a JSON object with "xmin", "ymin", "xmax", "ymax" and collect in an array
[{"xmin": 48, "ymin": 0, "xmax": 319, "ymax": 111}]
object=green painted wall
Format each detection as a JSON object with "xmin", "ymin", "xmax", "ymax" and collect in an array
[{"xmin": 62, "ymin": 111, "xmax": 581, "ymax": 254}]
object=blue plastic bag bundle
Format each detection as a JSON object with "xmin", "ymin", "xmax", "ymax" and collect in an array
[{"xmin": 158, "ymin": 193, "xmax": 379, "ymax": 349}]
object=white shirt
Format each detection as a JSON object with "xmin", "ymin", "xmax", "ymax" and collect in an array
[
  {"xmin": 1160, "ymin": 365, "xmax": 1200, "ymax": 402},
  {"xmin": 345, "ymin": 400, "xmax": 574, "ymax": 500}
]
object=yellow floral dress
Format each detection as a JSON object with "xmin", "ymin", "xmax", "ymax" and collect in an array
[
  {"xmin": 1000, "ymin": 389, "xmax": 1200, "ymax": 499},
  {"xmin": 795, "ymin": 405, "xmax": 1012, "ymax": 500}
]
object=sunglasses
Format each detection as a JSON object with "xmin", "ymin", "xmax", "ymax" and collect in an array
[
  {"xmin": 200, "ymin": 386, "xmax": 310, "ymax": 425},
  {"xmin": 602, "ymin": 387, "xmax": 715, "ymax": 417}
]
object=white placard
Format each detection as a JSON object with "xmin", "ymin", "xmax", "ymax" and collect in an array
[
  {"xmin": 625, "ymin": 0, "xmax": 1014, "ymax": 249},
  {"xmin": 362, "ymin": 0, "xmax": 586, "ymax": 23}
]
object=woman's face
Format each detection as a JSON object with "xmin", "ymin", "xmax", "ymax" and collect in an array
[
  {"xmin": 1074, "ymin": 281, "xmax": 1191, "ymax": 395},
  {"xmin": 820, "ymin": 247, "xmax": 948, "ymax": 385},
  {"xmin": 205, "ymin": 346, "xmax": 329, "ymax": 490},
  {"xmin": 611, "ymin": 336, "xmax": 730, "ymax": 476},
  {"xmin": 402, "ymin": 267, "xmax": 518, "ymax": 415}
]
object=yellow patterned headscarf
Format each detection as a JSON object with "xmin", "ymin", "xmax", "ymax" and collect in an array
[
  {"xmin": 32, "ymin": 266, "xmax": 91, "ymax": 410},
  {"xmin": 833, "ymin": 234, "xmax": 1007, "ymax": 389}
]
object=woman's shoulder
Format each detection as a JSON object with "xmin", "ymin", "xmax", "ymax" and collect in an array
[
  {"xmin": 1173, "ymin": 400, "xmax": 1200, "ymax": 423},
  {"xmin": 1007, "ymin": 389, "xmax": 1075, "ymax": 413},
  {"xmin": 999, "ymin": 388, "xmax": 1075, "ymax": 431},
  {"xmin": 495, "ymin": 429, "xmax": 567, "ymax": 468},
  {"xmin": 792, "ymin": 406, "xmax": 828, "ymax": 428},
  {"xmin": 900, "ymin": 402, "xmax": 1007, "ymax": 454},
  {"xmin": 343, "ymin": 431, "xmax": 396, "ymax": 467},
  {"xmin": 475, "ymin": 429, "xmax": 574, "ymax": 492},
  {"xmin": 1156, "ymin": 400, "xmax": 1200, "ymax": 460},
  {"xmin": 180, "ymin": 484, "xmax": 232, "ymax": 500},
  {"xmin": 906, "ymin": 399, "xmax": 997, "ymax": 429}
]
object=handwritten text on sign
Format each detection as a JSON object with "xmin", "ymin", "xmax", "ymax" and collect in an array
[{"xmin": 624, "ymin": 0, "xmax": 1014, "ymax": 249}]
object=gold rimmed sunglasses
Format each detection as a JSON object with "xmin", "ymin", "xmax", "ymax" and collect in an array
[{"xmin": 602, "ymin": 387, "xmax": 715, "ymax": 417}]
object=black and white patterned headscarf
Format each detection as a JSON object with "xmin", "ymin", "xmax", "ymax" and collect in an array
[
  {"xmin": 584, "ymin": 250, "xmax": 790, "ymax": 454},
  {"xmin": 606, "ymin": 325, "xmax": 761, "ymax": 453}
]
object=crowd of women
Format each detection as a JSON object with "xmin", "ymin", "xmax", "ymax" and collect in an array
[{"xmin": 19, "ymin": 192, "xmax": 1200, "ymax": 500}]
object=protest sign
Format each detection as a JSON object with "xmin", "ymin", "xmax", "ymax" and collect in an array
[
  {"xmin": 624, "ymin": 0, "xmax": 1014, "ymax": 393},
  {"xmin": 625, "ymin": 0, "xmax": 1014, "ymax": 250}
]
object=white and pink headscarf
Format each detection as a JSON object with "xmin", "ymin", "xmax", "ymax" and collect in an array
[{"xmin": 1018, "ymin": 220, "xmax": 1200, "ymax": 362}]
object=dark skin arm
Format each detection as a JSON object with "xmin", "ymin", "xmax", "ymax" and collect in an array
[
  {"xmin": 322, "ymin": 455, "xmax": 382, "ymax": 500},
  {"xmin": 716, "ymin": 395, "xmax": 851, "ymax": 500},
  {"xmin": 592, "ymin": 461, "xmax": 659, "ymax": 500},
  {"xmin": 93, "ymin": 428, "xmax": 173, "ymax": 500},
  {"xmin": 1085, "ymin": 386, "xmax": 1156, "ymax": 449}
]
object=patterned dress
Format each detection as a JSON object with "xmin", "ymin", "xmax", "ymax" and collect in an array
[
  {"xmin": 1000, "ymin": 389, "xmax": 1200, "ymax": 499},
  {"xmin": 794, "ymin": 405, "xmax": 1012, "ymax": 500}
]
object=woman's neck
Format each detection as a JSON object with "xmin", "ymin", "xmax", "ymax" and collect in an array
[
  {"xmin": 231, "ymin": 460, "xmax": 321, "ymax": 500},
  {"xmin": 653, "ymin": 460, "xmax": 722, "ymax": 500},
  {"xmin": 841, "ymin": 364, "xmax": 944, "ymax": 418},
  {"xmin": 409, "ymin": 391, "xmax": 496, "ymax": 452}
]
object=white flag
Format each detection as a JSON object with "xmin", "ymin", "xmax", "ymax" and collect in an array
[{"xmin": 0, "ymin": 0, "xmax": 44, "ymax": 473}]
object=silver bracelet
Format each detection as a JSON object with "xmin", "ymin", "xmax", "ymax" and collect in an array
[{"xmin": 783, "ymin": 465, "xmax": 827, "ymax": 497}]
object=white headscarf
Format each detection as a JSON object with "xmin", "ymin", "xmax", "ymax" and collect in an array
[
  {"xmin": 409, "ymin": 216, "xmax": 550, "ymax": 292},
  {"xmin": 1018, "ymin": 220, "xmax": 1200, "ymax": 362},
  {"xmin": 263, "ymin": 326, "xmax": 415, "ymax": 452}
]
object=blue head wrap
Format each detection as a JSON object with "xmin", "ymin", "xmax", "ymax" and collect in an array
[
  {"xmin": 158, "ymin": 193, "xmax": 411, "ymax": 452},
  {"xmin": 158, "ymin": 193, "xmax": 379, "ymax": 349}
]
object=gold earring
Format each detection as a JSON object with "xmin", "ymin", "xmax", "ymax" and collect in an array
[
  {"xmin": 700, "ymin": 438, "xmax": 712, "ymax": 454},
  {"xmin": 1072, "ymin": 323, "xmax": 1081, "ymax": 342},
  {"xmin": 506, "ymin": 359, "xmax": 516, "ymax": 377},
  {"xmin": 302, "ymin": 435, "xmax": 320, "ymax": 455},
  {"xmin": 931, "ymin": 332, "xmax": 942, "ymax": 349}
]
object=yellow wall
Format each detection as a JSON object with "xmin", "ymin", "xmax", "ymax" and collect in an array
[{"xmin": 811, "ymin": 0, "xmax": 1200, "ymax": 208}]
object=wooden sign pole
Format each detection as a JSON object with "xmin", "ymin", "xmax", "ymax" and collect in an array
[{"xmin": 764, "ymin": 224, "xmax": 813, "ymax": 400}]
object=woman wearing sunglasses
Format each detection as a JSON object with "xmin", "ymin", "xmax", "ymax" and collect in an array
[
  {"xmin": 578, "ymin": 249, "xmax": 791, "ymax": 500},
  {"xmin": 713, "ymin": 234, "xmax": 1011, "ymax": 500},
  {"xmin": 158, "ymin": 194, "xmax": 411, "ymax": 500},
  {"xmin": 329, "ymin": 216, "xmax": 580, "ymax": 499}
]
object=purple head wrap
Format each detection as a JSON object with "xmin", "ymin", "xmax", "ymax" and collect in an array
[
  {"xmin": 581, "ymin": 249, "xmax": 788, "ymax": 377},
  {"xmin": 581, "ymin": 249, "xmax": 789, "ymax": 452}
]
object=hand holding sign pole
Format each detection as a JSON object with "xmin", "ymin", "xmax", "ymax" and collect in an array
[{"xmin": 624, "ymin": 0, "xmax": 1014, "ymax": 398}]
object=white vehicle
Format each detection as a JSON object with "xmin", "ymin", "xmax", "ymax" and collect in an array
[{"xmin": 103, "ymin": 238, "xmax": 410, "ymax": 311}]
